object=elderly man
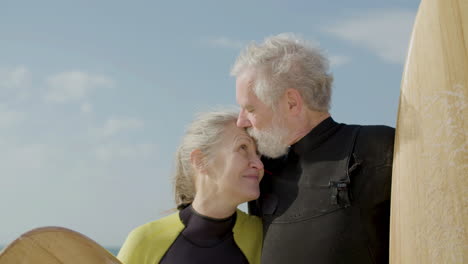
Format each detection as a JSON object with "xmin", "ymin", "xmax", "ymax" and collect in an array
[{"xmin": 232, "ymin": 33, "xmax": 394, "ymax": 263}]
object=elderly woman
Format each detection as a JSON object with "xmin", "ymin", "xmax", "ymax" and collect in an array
[{"xmin": 117, "ymin": 111, "xmax": 264, "ymax": 264}]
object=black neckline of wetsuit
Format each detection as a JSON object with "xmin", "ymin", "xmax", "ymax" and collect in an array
[
  {"xmin": 179, "ymin": 205, "xmax": 237, "ymax": 248},
  {"xmin": 291, "ymin": 117, "xmax": 341, "ymax": 155}
]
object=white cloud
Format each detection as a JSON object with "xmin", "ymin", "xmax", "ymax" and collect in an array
[
  {"xmin": 329, "ymin": 55, "xmax": 351, "ymax": 67},
  {"xmin": 0, "ymin": 66, "xmax": 31, "ymax": 89},
  {"xmin": 94, "ymin": 143, "xmax": 156, "ymax": 162},
  {"xmin": 93, "ymin": 117, "xmax": 144, "ymax": 138},
  {"xmin": 0, "ymin": 108, "xmax": 26, "ymax": 128},
  {"xmin": 323, "ymin": 9, "xmax": 416, "ymax": 64},
  {"xmin": 44, "ymin": 71, "xmax": 114, "ymax": 103},
  {"xmin": 204, "ymin": 37, "xmax": 245, "ymax": 49},
  {"xmin": 81, "ymin": 102, "xmax": 93, "ymax": 113},
  {"xmin": 0, "ymin": 66, "xmax": 32, "ymax": 103},
  {"xmin": 1, "ymin": 143, "xmax": 59, "ymax": 171}
]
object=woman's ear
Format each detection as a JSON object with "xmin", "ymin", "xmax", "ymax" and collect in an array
[{"xmin": 190, "ymin": 149, "xmax": 206, "ymax": 174}]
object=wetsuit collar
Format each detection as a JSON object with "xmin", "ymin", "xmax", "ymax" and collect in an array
[
  {"xmin": 180, "ymin": 204, "xmax": 237, "ymax": 247},
  {"xmin": 291, "ymin": 117, "xmax": 341, "ymax": 155}
]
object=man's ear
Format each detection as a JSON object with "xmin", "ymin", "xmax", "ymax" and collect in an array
[
  {"xmin": 285, "ymin": 88, "xmax": 303, "ymax": 115},
  {"xmin": 190, "ymin": 149, "xmax": 206, "ymax": 174}
]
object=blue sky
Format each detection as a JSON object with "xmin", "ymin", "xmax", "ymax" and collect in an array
[{"xmin": 1, "ymin": 0, "xmax": 420, "ymax": 247}]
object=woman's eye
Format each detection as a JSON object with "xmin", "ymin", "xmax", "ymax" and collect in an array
[{"xmin": 240, "ymin": 144, "xmax": 248, "ymax": 151}]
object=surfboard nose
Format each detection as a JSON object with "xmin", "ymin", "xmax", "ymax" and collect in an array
[
  {"xmin": 390, "ymin": 0, "xmax": 468, "ymax": 263},
  {"xmin": 0, "ymin": 226, "xmax": 122, "ymax": 264}
]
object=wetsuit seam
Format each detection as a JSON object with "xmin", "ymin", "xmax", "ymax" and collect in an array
[
  {"xmin": 358, "ymin": 205, "xmax": 377, "ymax": 264},
  {"xmin": 180, "ymin": 232, "xmax": 235, "ymax": 248},
  {"xmin": 266, "ymin": 207, "xmax": 347, "ymax": 224}
]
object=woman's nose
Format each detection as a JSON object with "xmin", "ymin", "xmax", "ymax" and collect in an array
[{"xmin": 250, "ymin": 155, "xmax": 264, "ymax": 170}]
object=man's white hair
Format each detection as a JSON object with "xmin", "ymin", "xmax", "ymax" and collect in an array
[{"xmin": 231, "ymin": 33, "xmax": 333, "ymax": 112}]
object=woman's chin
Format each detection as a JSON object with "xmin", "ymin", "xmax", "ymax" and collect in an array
[
  {"xmin": 242, "ymin": 188, "xmax": 261, "ymax": 203},
  {"xmin": 230, "ymin": 186, "xmax": 261, "ymax": 205}
]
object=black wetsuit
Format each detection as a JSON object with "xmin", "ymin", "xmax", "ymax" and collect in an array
[
  {"xmin": 161, "ymin": 205, "xmax": 249, "ymax": 264},
  {"xmin": 249, "ymin": 117, "xmax": 395, "ymax": 264}
]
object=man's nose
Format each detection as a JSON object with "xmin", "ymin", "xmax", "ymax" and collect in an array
[{"xmin": 237, "ymin": 110, "xmax": 252, "ymax": 128}]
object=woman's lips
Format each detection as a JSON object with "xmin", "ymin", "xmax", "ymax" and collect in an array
[{"xmin": 243, "ymin": 173, "xmax": 260, "ymax": 181}]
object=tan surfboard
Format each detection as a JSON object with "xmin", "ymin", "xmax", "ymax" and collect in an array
[
  {"xmin": 390, "ymin": 0, "xmax": 467, "ymax": 263},
  {"xmin": 0, "ymin": 227, "xmax": 122, "ymax": 264}
]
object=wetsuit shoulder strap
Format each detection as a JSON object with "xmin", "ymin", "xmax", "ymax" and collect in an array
[
  {"xmin": 117, "ymin": 212, "xmax": 184, "ymax": 264},
  {"xmin": 329, "ymin": 125, "xmax": 361, "ymax": 207},
  {"xmin": 233, "ymin": 210, "xmax": 263, "ymax": 264}
]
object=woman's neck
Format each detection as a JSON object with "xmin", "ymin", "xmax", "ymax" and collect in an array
[{"xmin": 191, "ymin": 195, "xmax": 237, "ymax": 219}]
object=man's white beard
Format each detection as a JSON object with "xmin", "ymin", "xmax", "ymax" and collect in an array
[{"xmin": 247, "ymin": 114, "xmax": 290, "ymax": 158}]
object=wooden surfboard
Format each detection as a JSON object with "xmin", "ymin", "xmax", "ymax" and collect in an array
[
  {"xmin": 390, "ymin": 0, "xmax": 467, "ymax": 263},
  {"xmin": 0, "ymin": 227, "xmax": 122, "ymax": 264}
]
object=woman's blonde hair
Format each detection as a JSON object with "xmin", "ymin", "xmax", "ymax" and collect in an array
[{"xmin": 173, "ymin": 110, "xmax": 238, "ymax": 209}]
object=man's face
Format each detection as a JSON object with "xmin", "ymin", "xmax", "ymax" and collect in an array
[
  {"xmin": 235, "ymin": 71, "xmax": 291, "ymax": 158},
  {"xmin": 235, "ymin": 71, "xmax": 273, "ymax": 130}
]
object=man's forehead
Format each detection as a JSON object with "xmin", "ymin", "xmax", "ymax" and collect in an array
[
  {"xmin": 246, "ymin": 78, "xmax": 255, "ymax": 91},
  {"xmin": 236, "ymin": 73, "xmax": 257, "ymax": 104},
  {"xmin": 237, "ymin": 71, "xmax": 254, "ymax": 86}
]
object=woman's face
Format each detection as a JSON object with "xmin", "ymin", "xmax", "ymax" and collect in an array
[{"xmin": 207, "ymin": 122, "xmax": 264, "ymax": 205}]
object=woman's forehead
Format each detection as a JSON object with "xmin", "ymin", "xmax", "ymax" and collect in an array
[{"xmin": 223, "ymin": 123, "xmax": 252, "ymax": 143}]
